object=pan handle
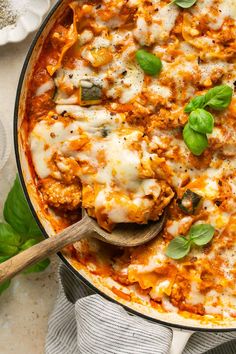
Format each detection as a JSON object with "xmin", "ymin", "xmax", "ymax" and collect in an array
[{"xmin": 169, "ymin": 329, "xmax": 194, "ymax": 354}]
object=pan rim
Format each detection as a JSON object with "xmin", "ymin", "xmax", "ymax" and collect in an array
[{"xmin": 13, "ymin": 0, "xmax": 236, "ymax": 333}]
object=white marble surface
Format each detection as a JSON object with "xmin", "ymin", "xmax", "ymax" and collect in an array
[{"xmin": 0, "ymin": 2, "xmax": 59, "ymax": 353}]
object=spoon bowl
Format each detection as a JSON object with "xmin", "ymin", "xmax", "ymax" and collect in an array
[{"xmin": 89, "ymin": 211, "xmax": 166, "ymax": 247}]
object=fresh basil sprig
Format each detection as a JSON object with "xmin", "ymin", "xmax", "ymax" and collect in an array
[
  {"xmin": 189, "ymin": 109, "xmax": 214, "ymax": 134},
  {"xmin": 166, "ymin": 223, "xmax": 215, "ymax": 260},
  {"xmin": 170, "ymin": 0, "xmax": 197, "ymax": 8},
  {"xmin": 136, "ymin": 49, "xmax": 162, "ymax": 76},
  {"xmin": 183, "ymin": 123, "xmax": 208, "ymax": 156},
  {"xmin": 185, "ymin": 85, "xmax": 233, "ymax": 113},
  {"xmin": 204, "ymin": 85, "xmax": 233, "ymax": 110},
  {"xmin": 4, "ymin": 177, "xmax": 42, "ymax": 241},
  {"xmin": 0, "ymin": 176, "xmax": 50, "ymax": 294},
  {"xmin": 0, "ymin": 223, "xmax": 21, "ymax": 256},
  {"xmin": 184, "ymin": 95, "xmax": 206, "ymax": 113},
  {"xmin": 0, "ymin": 255, "xmax": 11, "ymax": 263},
  {"xmin": 0, "ymin": 223, "xmax": 21, "ymax": 247},
  {"xmin": 183, "ymin": 85, "xmax": 233, "ymax": 155},
  {"xmin": 188, "ymin": 224, "xmax": 215, "ymax": 245},
  {"xmin": 166, "ymin": 236, "xmax": 191, "ymax": 260}
]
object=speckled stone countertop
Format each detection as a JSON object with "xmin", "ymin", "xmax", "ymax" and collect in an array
[{"xmin": 0, "ymin": 2, "xmax": 60, "ymax": 353}]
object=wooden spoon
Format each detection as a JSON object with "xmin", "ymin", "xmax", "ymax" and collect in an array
[{"xmin": 0, "ymin": 211, "xmax": 166, "ymax": 284}]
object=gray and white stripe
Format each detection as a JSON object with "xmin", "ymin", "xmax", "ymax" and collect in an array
[{"xmin": 45, "ymin": 264, "xmax": 236, "ymax": 354}]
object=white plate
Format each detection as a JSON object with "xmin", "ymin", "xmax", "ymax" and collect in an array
[{"xmin": 0, "ymin": 0, "xmax": 51, "ymax": 46}]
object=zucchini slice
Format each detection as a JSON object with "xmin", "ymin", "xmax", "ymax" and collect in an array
[
  {"xmin": 177, "ymin": 189, "xmax": 202, "ymax": 214},
  {"xmin": 79, "ymin": 83, "xmax": 102, "ymax": 106}
]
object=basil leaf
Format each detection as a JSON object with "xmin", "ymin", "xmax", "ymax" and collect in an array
[
  {"xmin": 165, "ymin": 236, "xmax": 191, "ymax": 259},
  {"xmin": 4, "ymin": 176, "xmax": 42, "ymax": 240},
  {"xmin": 20, "ymin": 239, "xmax": 38, "ymax": 250},
  {"xmin": 23, "ymin": 259, "xmax": 51, "ymax": 274},
  {"xmin": 0, "ymin": 279, "xmax": 11, "ymax": 295},
  {"xmin": 171, "ymin": 0, "xmax": 197, "ymax": 8},
  {"xmin": 183, "ymin": 123, "xmax": 208, "ymax": 156},
  {"xmin": 0, "ymin": 244, "xmax": 18, "ymax": 256},
  {"xmin": 184, "ymin": 95, "xmax": 206, "ymax": 113},
  {"xmin": 0, "ymin": 224, "xmax": 20, "ymax": 255},
  {"xmin": 189, "ymin": 224, "xmax": 215, "ymax": 245},
  {"xmin": 204, "ymin": 85, "xmax": 233, "ymax": 110},
  {"xmin": 189, "ymin": 109, "xmax": 214, "ymax": 134},
  {"xmin": 0, "ymin": 223, "xmax": 21, "ymax": 246},
  {"xmin": 20, "ymin": 239, "xmax": 50, "ymax": 274},
  {"xmin": 0, "ymin": 255, "xmax": 11, "ymax": 263},
  {"xmin": 136, "ymin": 50, "xmax": 162, "ymax": 76}
]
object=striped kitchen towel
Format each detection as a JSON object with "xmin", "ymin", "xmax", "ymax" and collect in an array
[{"xmin": 45, "ymin": 264, "xmax": 236, "ymax": 354}]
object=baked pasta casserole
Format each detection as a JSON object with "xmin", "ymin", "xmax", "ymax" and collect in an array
[{"xmin": 25, "ymin": 0, "xmax": 236, "ymax": 322}]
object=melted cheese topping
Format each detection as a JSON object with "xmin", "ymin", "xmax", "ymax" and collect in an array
[
  {"xmin": 30, "ymin": 105, "xmax": 169, "ymax": 228},
  {"xmin": 27, "ymin": 0, "xmax": 236, "ymax": 323},
  {"xmin": 191, "ymin": 0, "xmax": 236, "ymax": 30}
]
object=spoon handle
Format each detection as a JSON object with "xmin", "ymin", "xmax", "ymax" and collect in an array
[{"xmin": 0, "ymin": 216, "xmax": 91, "ymax": 284}]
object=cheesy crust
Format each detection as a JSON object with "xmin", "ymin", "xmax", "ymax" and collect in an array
[{"xmin": 26, "ymin": 0, "xmax": 236, "ymax": 321}]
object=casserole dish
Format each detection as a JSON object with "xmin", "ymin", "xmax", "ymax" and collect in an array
[{"xmin": 14, "ymin": 0, "xmax": 236, "ymax": 352}]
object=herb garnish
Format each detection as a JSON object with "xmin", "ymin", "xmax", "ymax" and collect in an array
[
  {"xmin": 136, "ymin": 49, "xmax": 162, "ymax": 76},
  {"xmin": 188, "ymin": 108, "xmax": 214, "ymax": 134},
  {"xmin": 185, "ymin": 85, "xmax": 233, "ymax": 113},
  {"xmin": 183, "ymin": 85, "xmax": 233, "ymax": 156},
  {"xmin": 166, "ymin": 223, "xmax": 215, "ymax": 260},
  {"xmin": 0, "ymin": 176, "xmax": 50, "ymax": 294},
  {"xmin": 183, "ymin": 123, "xmax": 208, "ymax": 156}
]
